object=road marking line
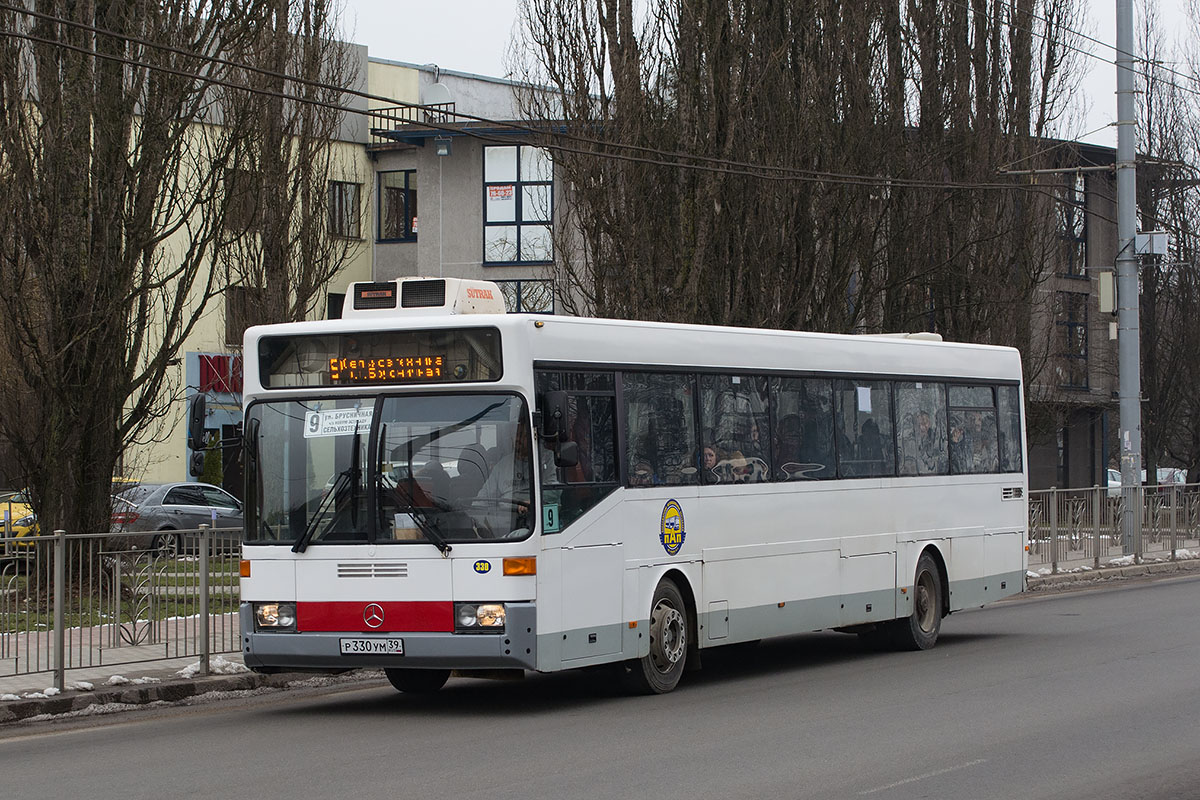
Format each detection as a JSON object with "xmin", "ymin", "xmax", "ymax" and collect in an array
[{"xmin": 858, "ymin": 758, "xmax": 988, "ymax": 795}]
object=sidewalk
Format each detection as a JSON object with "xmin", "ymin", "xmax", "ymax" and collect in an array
[{"xmin": 3, "ymin": 556, "xmax": 1199, "ymax": 724}]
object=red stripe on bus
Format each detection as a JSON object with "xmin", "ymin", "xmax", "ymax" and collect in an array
[{"xmin": 297, "ymin": 601, "xmax": 454, "ymax": 632}]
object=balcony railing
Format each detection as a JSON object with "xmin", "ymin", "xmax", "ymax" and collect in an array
[{"xmin": 368, "ymin": 103, "xmax": 456, "ymax": 149}]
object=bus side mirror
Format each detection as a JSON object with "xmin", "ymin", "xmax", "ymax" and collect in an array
[
  {"xmin": 555, "ymin": 441, "xmax": 579, "ymax": 469},
  {"xmin": 187, "ymin": 395, "xmax": 207, "ymax": 451},
  {"xmin": 539, "ymin": 391, "xmax": 568, "ymax": 440}
]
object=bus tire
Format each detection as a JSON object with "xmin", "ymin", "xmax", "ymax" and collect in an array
[
  {"xmin": 621, "ymin": 579, "xmax": 688, "ymax": 694},
  {"xmin": 385, "ymin": 667, "xmax": 450, "ymax": 694},
  {"xmin": 891, "ymin": 552, "xmax": 943, "ymax": 651}
]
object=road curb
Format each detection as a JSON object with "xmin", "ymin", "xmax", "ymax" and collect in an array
[
  {"xmin": 1026, "ymin": 555, "xmax": 1200, "ymax": 590},
  {"xmin": 0, "ymin": 670, "xmax": 382, "ymax": 725}
]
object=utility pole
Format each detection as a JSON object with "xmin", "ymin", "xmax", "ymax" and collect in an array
[{"xmin": 1115, "ymin": 0, "xmax": 1141, "ymax": 553}]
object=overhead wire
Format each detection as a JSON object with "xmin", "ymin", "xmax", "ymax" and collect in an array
[
  {"xmin": 0, "ymin": 0, "xmax": 1194, "ymax": 241},
  {"xmin": 0, "ymin": 1, "xmax": 1076, "ymax": 192}
]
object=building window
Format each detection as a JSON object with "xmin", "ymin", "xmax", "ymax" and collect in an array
[
  {"xmin": 483, "ymin": 145, "xmax": 553, "ymax": 264},
  {"xmin": 1055, "ymin": 291, "xmax": 1089, "ymax": 389},
  {"xmin": 328, "ymin": 181, "xmax": 361, "ymax": 239},
  {"xmin": 1057, "ymin": 174, "xmax": 1087, "ymax": 278},
  {"xmin": 379, "ymin": 170, "xmax": 417, "ymax": 242},
  {"xmin": 495, "ymin": 279, "xmax": 554, "ymax": 313},
  {"xmin": 223, "ymin": 168, "xmax": 260, "ymax": 233},
  {"xmin": 225, "ymin": 285, "xmax": 266, "ymax": 348}
]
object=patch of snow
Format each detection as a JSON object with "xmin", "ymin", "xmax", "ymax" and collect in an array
[
  {"xmin": 1, "ymin": 693, "xmax": 21, "ymax": 702},
  {"xmin": 1036, "ymin": 567, "xmax": 1053, "ymax": 576},
  {"xmin": 68, "ymin": 681, "xmax": 94, "ymax": 692},
  {"xmin": 176, "ymin": 655, "xmax": 249, "ymax": 678},
  {"xmin": 42, "ymin": 687, "xmax": 60, "ymax": 697},
  {"xmin": 1105, "ymin": 555, "xmax": 1137, "ymax": 567},
  {"xmin": 105, "ymin": 674, "xmax": 159, "ymax": 686},
  {"xmin": 22, "ymin": 691, "xmax": 48, "ymax": 699}
]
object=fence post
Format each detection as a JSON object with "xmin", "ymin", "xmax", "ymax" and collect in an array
[
  {"xmin": 1093, "ymin": 486, "xmax": 1102, "ymax": 570},
  {"xmin": 1170, "ymin": 485, "xmax": 1178, "ymax": 561},
  {"xmin": 53, "ymin": 529, "xmax": 66, "ymax": 692},
  {"xmin": 199, "ymin": 524, "xmax": 210, "ymax": 678},
  {"xmin": 1135, "ymin": 485, "xmax": 1144, "ymax": 563},
  {"xmin": 1049, "ymin": 488, "xmax": 1059, "ymax": 574}
]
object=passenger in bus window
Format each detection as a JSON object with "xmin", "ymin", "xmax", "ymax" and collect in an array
[
  {"xmin": 968, "ymin": 411, "xmax": 998, "ymax": 472},
  {"xmin": 701, "ymin": 445, "xmax": 719, "ymax": 481},
  {"xmin": 775, "ymin": 414, "xmax": 819, "ymax": 480},
  {"xmin": 949, "ymin": 417, "xmax": 969, "ymax": 473},
  {"xmin": 914, "ymin": 410, "xmax": 945, "ymax": 474}
]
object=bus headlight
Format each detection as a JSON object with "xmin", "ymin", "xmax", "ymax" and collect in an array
[
  {"xmin": 455, "ymin": 602, "xmax": 505, "ymax": 632},
  {"xmin": 254, "ymin": 602, "xmax": 296, "ymax": 631}
]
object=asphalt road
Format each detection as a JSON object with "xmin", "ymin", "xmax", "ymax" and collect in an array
[{"xmin": 3, "ymin": 574, "xmax": 1199, "ymax": 800}]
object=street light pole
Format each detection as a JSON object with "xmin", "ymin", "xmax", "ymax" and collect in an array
[{"xmin": 1115, "ymin": 0, "xmax": 1142, "ymax": 553}]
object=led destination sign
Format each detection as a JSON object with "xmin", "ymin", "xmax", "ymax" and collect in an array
[
  {"xmin": 329, "ymin": 355, "xmax": 446, "ymax": 384},
  {"xmin": 257, "ymin": 328, "xmax": 501, "ymax": 389}
]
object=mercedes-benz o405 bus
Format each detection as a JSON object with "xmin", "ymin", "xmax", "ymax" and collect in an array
[{"xmin": 237, "ymin": 277, "xmax": 1027, "ymax": 694}]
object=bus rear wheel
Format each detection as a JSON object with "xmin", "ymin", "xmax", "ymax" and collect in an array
[
  {"xmin": 385, "ymin": 667, "xmax": 450, "ymax": 694},
  {"xmin": 621, "ymin": 579, "xmax": 688, "ymax": 694},
  {"xmin": 891, "ymin": 552, "xmax": 943, "ymax": 651}
]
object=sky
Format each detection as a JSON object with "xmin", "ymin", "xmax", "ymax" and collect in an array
[{"xmin": 340, "ymin": 0, "xmax": 1193, "ymax": 149}]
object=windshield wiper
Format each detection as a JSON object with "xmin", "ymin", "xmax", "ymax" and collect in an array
[
  {"xmin": 391, "ymin": 477, "xmax": 452, "ymax": 556},
  {"xmin": 292, "ymin": 425, "xmax": 362, "ymax": 554}
]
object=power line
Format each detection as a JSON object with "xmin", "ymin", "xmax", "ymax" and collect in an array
[
  {"xmin": 0, "ymin": 2, "xmax": 1094, "ymax": 192},
  {"xmin": 0, "ymin": 0, "xmax": 1193, "ymax": 244},
  {"xmin": 5, "ymin": 7, "xmax": 1199, "ymax": 268}
]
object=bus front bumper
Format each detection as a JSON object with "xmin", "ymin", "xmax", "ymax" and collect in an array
[{"xmin": 240, "ymin": 603, "xmax": 538, "ymax": 672}]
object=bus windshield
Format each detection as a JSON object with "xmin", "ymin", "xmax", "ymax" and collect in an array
[{"xmin": 246, "ymin": 393, "xmax": 533, "ymax": 546}]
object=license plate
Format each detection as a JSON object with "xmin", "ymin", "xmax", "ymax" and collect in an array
[{"xmin": 339, "ymin": 638, "xmax": 404, "ymax": 655}]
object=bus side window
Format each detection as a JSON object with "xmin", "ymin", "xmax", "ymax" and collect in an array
[
  {"xmin": 534, "ymin": 370, "xmax": 619, "ymax": 532},
  {"xmin": 996, "ymin": 385, "xmax": 1023, "ymax": 472},
  {"xmin": 895, "ymin": 381, "xmax": 948, "ymax": 477},
  {"xmin": 622, "ymin": 372, "xmax": 698, "ymax": 487},
  {"xmin": 770, "ymin": 377, "xmax": 835, "ymax": 480},
  {"xmin": 699, "ymin": 374, "xmax": 769, "ymax": 484},
  {"xmin": 834, "ymin": 380, "xmax": 895, "ymax": 478},
  {"xmin": 948, "ymin": 385, "xmax": 999, "ymax": 475}
]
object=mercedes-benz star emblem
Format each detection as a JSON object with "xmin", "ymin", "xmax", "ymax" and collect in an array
[{"xmin": 363, "ymin": 603, "xmax": 385, "ymax": 629}]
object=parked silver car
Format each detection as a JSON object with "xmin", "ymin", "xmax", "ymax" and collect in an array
[{"xmin": 109, "ymin": 482, "xmax": 243, "ymax": 557}]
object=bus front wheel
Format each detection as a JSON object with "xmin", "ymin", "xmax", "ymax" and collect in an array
[
  {"xmin": 385, "ymin": 668, "xmax": 450, "ymax": 694},
  {"xmin": 621, "ymin": 579, "xmax": 688, "ymax": 694},
  {"xmin": 892, "ymin": 552, "xmax": 943, "ymax": 651}
]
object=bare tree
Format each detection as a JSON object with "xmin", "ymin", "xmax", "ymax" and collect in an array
[
  {"xmin": 511, "ymin": 0, "xmax": 1087, "ymax": 388},
  {"xmin": 1147, "ymin": 0, "xmax": 1200, "ymax": 480},
  {"xmin": 0, "ymin": 1, "xmax": 289, "ymax": 535},
  {"xmin": 217, "ymin": 0, "xmax": 363, "ymax": 340}
]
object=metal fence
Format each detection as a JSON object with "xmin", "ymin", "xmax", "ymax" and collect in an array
[
  {"xmin": 1028, "ymin": 484, "xmax": 1200, "ymax": 573},
  {"xmin": 0, "ymin": 527, "xmax": 241, "ymax": 690},
  {"xmin": 4, "ymin": 486, "xmax": 1196, "ymax": 690}
]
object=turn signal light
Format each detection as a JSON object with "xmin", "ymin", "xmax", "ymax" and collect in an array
[
  {"xmin": 240, "ymin": 560, "xmax": 251, "ymax": 577},
  {"xmin": 503, "ymin": 557, "xmax": 536, "ymax": 575}
]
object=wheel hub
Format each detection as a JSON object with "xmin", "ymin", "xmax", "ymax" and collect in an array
[
  {"xmin": 915, "ymin": 572, "xmax": 936, "ymax": 633},
  {"xmin": 649, "ymin": 601, "xmax": 686, "ymax": 672}
]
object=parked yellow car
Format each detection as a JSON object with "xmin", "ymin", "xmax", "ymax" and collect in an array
[{"xmin": 2, "ymin": 490, "xmax": 39, "ymax": 550}]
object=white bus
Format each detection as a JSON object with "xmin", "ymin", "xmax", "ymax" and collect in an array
[{"xmin": 237, "ymin": 277, "xmax": 1027, "ymax": 694}]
